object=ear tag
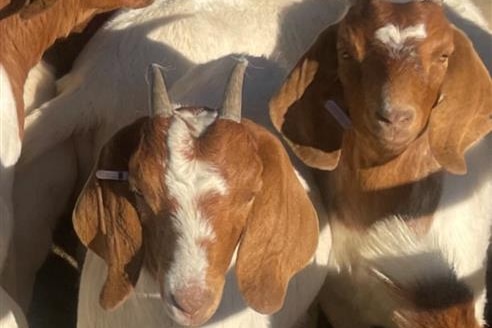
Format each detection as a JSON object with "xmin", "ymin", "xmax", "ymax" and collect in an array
[
  {"xmin": 96, "ymin": 170, "xmax": 129, "ymax": 181},
  {"xmin": 324, "ymin": 100, "xmax": 352, "ymax": 129}
]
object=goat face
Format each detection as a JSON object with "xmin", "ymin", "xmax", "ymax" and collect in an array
[
  {"xmin": 270, "ymin": 0, "xmax": 491, "ymax": 173},
  {"xmin": 73, "ymin": 63, "xmax": 318, "ymax": 326},
  {"xmin": 132, "ymin": 108, "xmax": 263, "ymax": 326},
  {"xmin": 336, "ymin": 0, "xmax": 454, "ymax": 155}
]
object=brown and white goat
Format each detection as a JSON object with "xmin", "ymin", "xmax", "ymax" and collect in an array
[
  {"xmin": 0, "ymin": 0, "xmax": 150, "ymax": 325},
  {"xmin": 74, "ymin": 61, "xmax": 330, "ymax": 327},
  {"xmin": 270, "ymin": 0, "xmax": 491, "ymax": 327}
]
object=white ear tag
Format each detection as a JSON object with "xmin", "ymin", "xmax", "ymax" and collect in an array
[
  {"xmin": 324, "ymin": 100, "xmax": 352, "ymax": 129},
  {"xmin": 96, "ymin": 170, "xmax": 129, "ymax": 181}
]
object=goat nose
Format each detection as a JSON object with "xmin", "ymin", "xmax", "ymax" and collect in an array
[
  {"xmin": 170, "ymin": 286, "xmax": 213, "ymax": 316},
  {"xmin": 376, "ymin": 106, "xmax": 415, "ymax": 126}
]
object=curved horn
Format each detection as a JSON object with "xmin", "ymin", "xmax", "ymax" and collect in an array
[
  {"xmin": 220, "ymin": 58, "xmax": 248, "ymax": 122},
  {"xmin": 147, "ymin": 63, "xmax": 173, "ymax": 117}
]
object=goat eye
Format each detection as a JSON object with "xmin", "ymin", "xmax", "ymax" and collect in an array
[
  {"xmin": 340, "ymin": 51, "xmax": 352, "ymax": 60},
  {"xmin": 439, "ymin": 53, "xmax": 449, "ymax": 63}
]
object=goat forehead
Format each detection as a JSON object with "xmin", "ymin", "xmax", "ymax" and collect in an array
[
  {"xmin": 165, "ymin": 112, "xmax": 228, "ymax": 219},
  {"xmin": 174, "ymin": 106, "xmax": 218, "ymax": 137},
  {"xmin": 374, "ymin": 23, "xmax": 427, "ymax": 55}
]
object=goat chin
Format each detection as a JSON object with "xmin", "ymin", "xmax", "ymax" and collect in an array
[{"xmin": 79, "ymin": 216, "xmax": 331, "ymax": 328}]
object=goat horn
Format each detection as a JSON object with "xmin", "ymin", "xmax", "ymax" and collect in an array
[
  {"xmin": 220, "ymin": 58, "xmax": 248, "ymax": 122},
  {"xmin": 147, "ymin": 64, "xmax": 173, "ymax": 117}
]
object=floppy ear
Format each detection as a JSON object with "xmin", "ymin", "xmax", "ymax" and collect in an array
[
  {"xmin": 73, "ymin": 120, "xmax": 146, "ymax": 310},
  {"xmin": 235, "ymin": 121, "xmax": 319, "ymax": 314},
  {"xmin": 269, "ymin": 25, "xmax": 345, "ymax": 170},
  {"xmin": 429, "ymin": 28, "xmax": 492, "ymax": 175}
]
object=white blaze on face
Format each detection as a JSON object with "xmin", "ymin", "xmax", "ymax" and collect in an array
[
  {"xmin": 164, "ymin": 109, "xmax": 228, "ymax": 293},
  {"xmin": 374, "ymin": 23, "xmax": 427, "ymax": 56}
]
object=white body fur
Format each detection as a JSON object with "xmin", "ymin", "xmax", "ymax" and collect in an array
[
  {"xmin": 320, "ymin": 137, "xmax": 492, "ymax": 328},
  {"xmin": 0, "ymin": 64, "xmax": 19, "ymax": 271},
  {"xmin": 23, "ymin": 61, "xmax": 57, "ymax": 115},
  {"xmin": 0, "ymin": 64, "xmax": 24, "ymax": 328},
  {"xmin": 3, "ymin": 60, "xmax": 77, "ymax": 320}
]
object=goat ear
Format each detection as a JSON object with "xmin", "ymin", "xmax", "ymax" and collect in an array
[
  {"xmin": 236, "ymin": 121, "xmax": 319, "ymax": 314},
  {"xmin": 429, "ymin": 28, "xmax": 492, "ymax": 175},
  {"xmin": 269, "ymin": 24, "xmax": 345, "ymax": 170},
  {"xmin": 73, "ymin": 120, "xmax": 146, "ymax": 310}
]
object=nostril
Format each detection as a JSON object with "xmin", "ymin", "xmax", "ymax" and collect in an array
[
  {"xmin": 376, "ymin": 107, "xmax": 415, "ymax": 125},
  {"xmin": 170, "ymin": 286, "xmax": 213, "ymax": 316},
  {"xmin": 375, "ymin": 111, "xmax": 392, "ymax": 124},
  {"xmin": 395, "ymin": 109, "xmax": 414, "ymax": 124}
]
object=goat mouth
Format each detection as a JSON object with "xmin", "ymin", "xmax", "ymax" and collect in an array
[
  {"xmin": 367, "ymin": 117, "xmax": 414, "ymax": 144},
  {"xmin": 160, "ymin": 284, "xmax": 221, "ymax": 327},
  {"xmin": 162, "ymin": 293, "xmax": 211, "ymax": 327},
  {"xmin": 361, "ymin": 124, "xmax": 414, "ymax": 157}
]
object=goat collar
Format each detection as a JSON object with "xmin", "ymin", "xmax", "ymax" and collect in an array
[
  {"xmin": 324, "ymin": 100, "xmax": 352, "ymax": 129},
  {"xmin": 96, "ymin": 170, "xmax": 129, "ymax": 181}
]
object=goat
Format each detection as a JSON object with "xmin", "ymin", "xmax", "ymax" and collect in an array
[
  {"xmin": 74, "ymin": 59, "xmax": 330, "ymax": 327},
  {"xmin": 12, "ymin": 0, "xmax": 347, "ymax": 323},
  {"xmin": 0, "ymin": 0, "xmax": 151, "ymax": 325},
  {"xmin": 270, "ymin": 0, "xmax": 491, "ymax": 327}
]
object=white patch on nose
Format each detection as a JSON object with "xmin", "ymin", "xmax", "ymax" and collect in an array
[
  {"xmin": 375, "ymin": 23, "xmax": 427, "ymax": 56},
  {"xmin": 164, "ymin": 112, "xmax": 228, "ymax": 293}
]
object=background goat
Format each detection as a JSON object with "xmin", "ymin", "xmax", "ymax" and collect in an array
[
  {"xmin": 0, "ymin": 0, "xmax": 151, "ymax": 326},
  {"xmin": 270, "ymin": 0, "xmax": 491, "ymax": 327}
]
